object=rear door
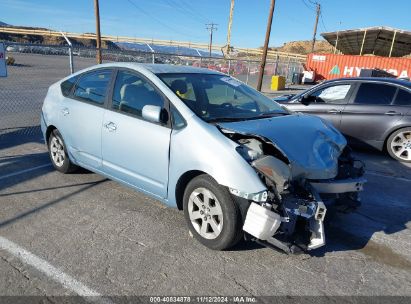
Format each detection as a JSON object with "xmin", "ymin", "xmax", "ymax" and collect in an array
[
  {"xmin": 101, "ymin": 69, "xmax": 172, "ymax": 199},
  {"xmin": 58, "ymin": 68, "xmax": 113, "ymax": 169},
  {"xmin": 285, "ymin": 83, "xmax": 355, "ymax": 128},
  {"xmin": 339, "ymin": 82, "xmax": 402, "ymax": 144}
]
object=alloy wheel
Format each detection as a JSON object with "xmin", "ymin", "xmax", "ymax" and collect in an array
[
  {"xmin": 50, "ymin": 135, "xmax": 65, "ymax": 167},
  {"xmin": 187, "ymin": 187, "xmax": 224, "ymax": 240},
  {"xmin": 390, "ymin": 130, "xmax": 411, "ymax": 161}
]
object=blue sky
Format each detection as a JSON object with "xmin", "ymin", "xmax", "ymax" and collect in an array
[{"xmin": 1, "ymin": 0, "xmax": 410, "ymax": 48}]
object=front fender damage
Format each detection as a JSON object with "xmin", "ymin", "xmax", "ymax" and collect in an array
[{"xmin": 221, "ymin": 128, "xmax": 366, "ymax": 254}]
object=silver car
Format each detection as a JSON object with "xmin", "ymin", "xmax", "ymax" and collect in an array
[{"xmin": 41, "ymin": 63, "xmax": 366, "ymax": 253}]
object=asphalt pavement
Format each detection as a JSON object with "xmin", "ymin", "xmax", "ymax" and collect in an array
[
  {"xmin": 0, "ymin": 133, "xmax": 410, "ymax": 301},
  {"xmin": 0, "ymin": 51, "xmax": 410, "ymax": 303}
]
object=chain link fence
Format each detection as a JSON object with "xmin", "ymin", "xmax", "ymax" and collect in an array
[{"xmin": 0, "ymin": 42, "xmax": 303, "ymax": 138}]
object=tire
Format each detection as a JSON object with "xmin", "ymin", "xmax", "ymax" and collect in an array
[
  {"xmin": 48, "ymin": 129, "xmax": 78, "ymax": 173},
  {"xmin": 183, "ymin": 174, "xmax": 243, "ymax": 250},
  {"xmin": 386, "ymin": 127, "xmax": 411, "ymax": 163}
]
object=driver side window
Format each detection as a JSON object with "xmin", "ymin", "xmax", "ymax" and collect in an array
[
  {"xmin": 112, "ymin": 70, "xmax": 164, "ymax": 118},
  {"xmin": 310, "ymin": 84, "xmax": 352, "ymax": 104}
]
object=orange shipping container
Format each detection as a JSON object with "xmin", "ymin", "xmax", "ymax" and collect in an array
[{"xmin": 306, "ymin": 53, "xmax": 411, "ymax": 82}]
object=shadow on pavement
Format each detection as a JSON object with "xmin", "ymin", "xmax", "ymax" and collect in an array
[
  {"xmin": 0, "ymin": 126, "xmax": 43, "ymax": 150},
  {"xmin": 0, "ymin": 179, "xmax": 107, "ymax": 229}
]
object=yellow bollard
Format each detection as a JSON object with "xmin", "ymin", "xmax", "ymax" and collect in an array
[{"xmin": 271, "ymin": 75, "xmax": 285, "ymax": 91}]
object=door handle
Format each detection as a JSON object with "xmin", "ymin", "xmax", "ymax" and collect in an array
[
  {"xmin": 327, "ymin": 109, "xmax": 340, "ymax": 114},
  {"xmin": 384, "ymin": 111, "xmax": 401, "ymax": 116},
  {"xmin": 61, "ymin": 108, "xmax": 70, "ymax": 116},
  {"xmin": 104, "ymin": 122, "xmax": 117, "ymax": 132}
]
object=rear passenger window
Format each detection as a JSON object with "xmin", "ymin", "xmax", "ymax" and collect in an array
[
  {"xmin": 112, "ymin": 70, "xmax": 164, "ymax": 118},
  {"xmin": 61, "ymin": 75, "xmax": 79, "ymax": 97},
  {"xmin": 394, "ymin": 89, "xmax": 411, "ymax": 106},
  {"xmin": 73, "ymin": 69, "xmax": 112, "ymax": 105},
  {"xmin": 354, "ymin": 83, "xmax": 396, "ymax": 105}
]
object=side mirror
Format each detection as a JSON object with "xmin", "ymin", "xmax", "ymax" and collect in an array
[
  {"xmin": 142, "ymin": 105, "xmax": 162, "ymax": 123},
  {"xmin": 300, "ymin": 95, "xmax": 315, "ymax": 106}
]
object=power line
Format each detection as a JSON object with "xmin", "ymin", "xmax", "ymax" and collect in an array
[
  {"xmin": 301, "ymin": 0, "xmax": 316, "ymax": 11},
  {"xmin": 320, "ymin": 12, "xmax": 328, "ymax": 32},
  {"xmin": 171, "ymin": 0, "xmax": 210, "ymax": 23},
  {"xmin": 162, "ymin": 0, "xmax": 209, "ymax": 24},
  {"xmin": 126, "ymin": 0, "xmax": 202, "ymax": 39}
]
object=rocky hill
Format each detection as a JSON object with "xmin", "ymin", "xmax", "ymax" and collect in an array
[
  {"xmin": 270, "ymin": 40, "xmax": 334, "ymax": 55},
  {"xmin": 0, "ymin": 24, "xmax": 119, "ymax": 49}
]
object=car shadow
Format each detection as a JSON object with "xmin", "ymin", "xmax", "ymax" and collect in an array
[
  {"xmin": 230, "ymin": 146, "xmax": 411, "ymax": 258},
  {"xmin": 311, "ymin": 146, "xmax": 411, "ymax": 263}
]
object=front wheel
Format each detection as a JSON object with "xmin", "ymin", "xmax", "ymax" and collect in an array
[
  {"xmin": 48, "ymin": 129, "xmax": 78, "ymax": 173},
  {"xmin": 183, "ymin": 175, "xmax": 243, "ymax": 250},
  {"xmin": 386, "ymin": 127, "xmax": 411, "ymax": 163}
]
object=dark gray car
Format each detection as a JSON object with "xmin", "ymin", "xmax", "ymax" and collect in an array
[{"xmin": 276, "ymin": 78, "xmax": 411, "ymax": 162}]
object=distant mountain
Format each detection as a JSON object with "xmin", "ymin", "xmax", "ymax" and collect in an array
[{"xmin": 0, "ymin": 21, "xmax": 9, "ymax": 26}]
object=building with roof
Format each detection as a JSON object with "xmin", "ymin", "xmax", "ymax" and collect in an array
[{"xmin": 321, "ymin": 26, "xmax": 411, "ymax": 57}]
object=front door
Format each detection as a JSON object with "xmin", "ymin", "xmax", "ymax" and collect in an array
[
  {"xmin": 286, "ymin": 83, "xmax": 356, "ymax": 129},
  {"xmin": 101, "ymin": 69, "xmax": 172, "ymax": 198}
]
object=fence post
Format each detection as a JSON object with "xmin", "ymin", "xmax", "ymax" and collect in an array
[
  {"xmin": 146, "ymin": 43, "xmax": 155, "ymax": 64},
  {"xmin": 285, "ymin": 56, "xmax": 291, "ymax": 82},
  {"xmin": 246, "ymin": 57, "xmax": 251, "ymax": 85},
  {"xmin": 274, "ymin": 54, "xmax": 279, "ymax": 76},
  {"xmin": 60, "ymin": 31, "xmax": 74, "ymax": 74},
  {"xmin": 195, "ymin": 49, "xmax": 203, "ymax": 67}
]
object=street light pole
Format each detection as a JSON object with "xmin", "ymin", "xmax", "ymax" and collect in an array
[
  {"xmin": 256, "ymin": 0, "xmax": 275, "ymax": 92},
  {"xmin": 226, "ymin": 0, "xmax": 235, "ymax": 55},
  {"xmin": 94, "ymin": 0, "xmax": 102, "ymax": 64},
  {"xmin": 311, "ymin": 3, "xmax": 321, "ymax": 53}
]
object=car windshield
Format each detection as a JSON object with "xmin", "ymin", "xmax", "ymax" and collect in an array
[{"xmin": 157, "ymin": 73, "xmax": 287, "ymax": 122}]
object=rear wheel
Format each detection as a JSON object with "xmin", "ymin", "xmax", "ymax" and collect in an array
[
  {"xmin": 48, "ymin": 129, "xmax": 78, "ymax": 173},
  {"xmin": 386, "ymin": 127, "xmax": 411, "ymax": 163},
  {"xmin": 183, "ymin": 175, "xmax": 243, "ymax": 250}
]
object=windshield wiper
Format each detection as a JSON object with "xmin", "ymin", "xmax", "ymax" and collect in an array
[
  {"xmin": 206, "ymin": 117, "xmax": 247, "ymax": 123},
  {"xmin": 245, "ymin": 111, "xmax": 289, "ymax": 119}
]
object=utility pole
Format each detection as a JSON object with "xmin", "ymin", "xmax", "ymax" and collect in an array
[
  {"xmin": 256, "ymin": 0, "xmax": 275, "ymax": 92},
  {"xmin": 94, "ymin": 0, "xmax": 102, "ymax": 64},
  {"xmin": 206, "ymin": 23, "xmax": 218, "ymax": 57},
  {"xmin": 226, "ymin": 0, "xmax": 235, "ymax": 55},
  {"xmin": 311, "ymin": 3, "xmax": 320, "ymax": 53}
]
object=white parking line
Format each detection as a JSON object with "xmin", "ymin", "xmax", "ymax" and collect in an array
[
  {"xmin": 0, "ymin": 236, "xmax": 112, "ymax": 304},
  {"xmin": 0, "ymin": 164, "xmax": 52, "ymax": 181}
]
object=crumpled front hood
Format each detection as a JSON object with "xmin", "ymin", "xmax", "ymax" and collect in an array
[{"xmin": 218, "ymin": 114, "xmax": 347, "ymax": 180}]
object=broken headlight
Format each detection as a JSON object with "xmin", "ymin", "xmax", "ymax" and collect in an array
[{"xmin": 235, "ymin": 138, "xmax": 264, "ymax": 162}]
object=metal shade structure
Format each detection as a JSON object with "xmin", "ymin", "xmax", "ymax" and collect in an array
[{"xmin": 321, "ymin": 26, "xmax": 411, "ymax": 57}]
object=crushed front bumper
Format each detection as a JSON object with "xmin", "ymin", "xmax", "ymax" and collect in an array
[
  {"xmin": 310, "ymin": 177, "xmax": 366, "ymax": 194},
  {"xmin": 238, "ymin": 165, "xmax": 366, "ymax": 254}
]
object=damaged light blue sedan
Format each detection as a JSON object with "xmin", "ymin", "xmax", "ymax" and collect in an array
[{"xmin": 41, "ymin": 63, "xmax": 366, "ymax": 253}]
